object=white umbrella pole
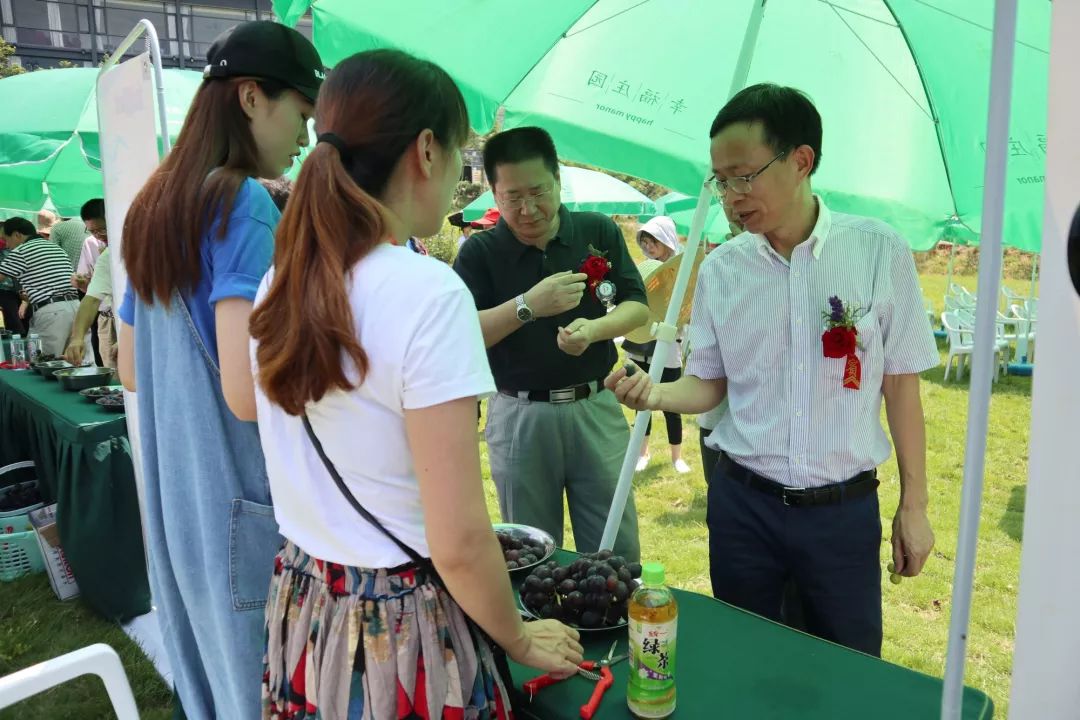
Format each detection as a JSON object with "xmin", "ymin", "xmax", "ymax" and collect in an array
[
  {"xmin": 1029, "ymin": 252, "xmax": 1038, "ymax": 299},
  {"xmin": 599, "ymin": 0, "xmax": 767, "ymax": 552},
  {"xmin": 941, "ymin": 1, "xmax": 1017, "ymax": 718},
  {"xmin": 946, "ymin": 241, "xmax": 956, "ymax": 296}
]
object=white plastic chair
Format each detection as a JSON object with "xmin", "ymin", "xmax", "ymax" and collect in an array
[
  {"xmin": 953, "ymin": 310, "xmax": 1008, "ymax": 380},
  {"xmin": 942, "ymin": 311, "xmax": 973, "ymax": 381},
  {"xmin": 0, "ymin": 644, "xmax": 138, "ymax": 719}
]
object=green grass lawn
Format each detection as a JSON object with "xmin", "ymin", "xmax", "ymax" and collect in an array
[{"xmin": 0, "ymin": 270, "xmax": 1027, "ymax": 718}]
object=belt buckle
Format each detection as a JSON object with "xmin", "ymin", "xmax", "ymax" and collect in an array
[
  {"xmin": 782, "ymin": 488, "xmax": 794, "ymax": 506},
  {"xmin": 549, "ymin": 388, "xmax": 576, "ymax": 404}
]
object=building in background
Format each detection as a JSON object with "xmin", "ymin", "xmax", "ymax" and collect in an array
[{"xmin": 2, "ymin": 0, "xmax": 312, "ymax": 70}]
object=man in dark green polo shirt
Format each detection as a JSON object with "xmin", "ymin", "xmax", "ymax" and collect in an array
[{"xmin": 454, "ymin": 127, "xmax": 649, "ymax": 561}]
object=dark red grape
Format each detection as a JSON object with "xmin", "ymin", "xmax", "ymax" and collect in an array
[
  {"xmin": 628, "ymin": 562, "xmax": 643, "ymax": 579},
  {"xmin": 540, "ymin": 603, "xmax": 561, "ymax": 619},
  {"xmin": 579, "ymin": 611, "xmax": 602, "ymax": 628},
  {"xmin": 506, "ymin": 560, "xmax": 519, "ymax": 569},
  {"xmin": 524, "ymin": 575, "xmax": 543, "ymax": 592},
  {"xmin": 607, "ymin": 557, "xmax": 625, "ymax": 571},
  {"xmin": 614, "ymin": 581, "xmax": 630, "ymax": 602},
  {"xmin": 540, "ymin": 578, "xmax": 556, "ymax": 593},
  {"xmin": 564, "ymin": 591, "xmax": 584, "ymax": 611},
  {"xmin": 533, "ymin": 567, "xmax": 551, "ymax": 580},
  {"xmin": 598, "ymin": 549, "xmax": 613, "ymax": 561},
  {"xmin": 617, "ymin": 568, "xmax": 633, "ymax": 584},
  {"xmin": 525, "ymin": 592, "xmax": 548, "ymax": 609},
  {"xmin": 506, "ymin": 549, "xmax": 520, "ymax": 561},
  {"xmin": 557, "ymin": 579, "xmax": 576, "ymax": 596},
  {"xmin": 606, "ymin": 576, "xmax": 618, "ymax": 592},
  {"xmin": 552, "ymin": 567, "xmax": 569, "ymax": 583}
]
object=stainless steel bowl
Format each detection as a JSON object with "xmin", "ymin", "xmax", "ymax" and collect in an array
[
  {"xmin": 53, "ymin": 366, "xmax": 116, "ymax": 392},
  {"xmin": 494, "ymin": 523, "xmax": 556, "ymax": 573},
  {"xmin": 35, "ymin": 360, "xmax": 73, "ymax": 379}
]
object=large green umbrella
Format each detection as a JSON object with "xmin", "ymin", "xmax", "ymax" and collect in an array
[
  {"xmin": 0, "ymin": 67, "xmax": 204, "ymax": 216},
  {"xmin": 461, "ymin": 164, "xmax": 655, "ymax": 221},
  {"xmin": 273, "ymin": 0, "xmax": 1049, "ymax": 252}
]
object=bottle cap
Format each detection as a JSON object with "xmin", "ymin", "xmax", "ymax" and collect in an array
[{"xmin": 642, "ymin": 562, "xmax": 665, "ymax": 585}]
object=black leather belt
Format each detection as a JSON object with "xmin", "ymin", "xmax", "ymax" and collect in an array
[
  {"xmin": 32, "ymin": 292, "xmax": 80, "ymax": 312},
  {"xmin": 718, "ymin": 452, "xmax": 878, "ymax": 507},
  {"xmin": 499, "ymin": 379, "xmax": 606, "ymax": 404}
]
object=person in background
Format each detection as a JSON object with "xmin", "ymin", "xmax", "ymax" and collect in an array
[
  {"xmin": 624, "ymin": 215, "xmax": 691, "ymax": 474},
  {"xmin": 0, "ymin": 224, "xmax": 25, "ymax": 335},
  {"xmin": 454, "ymin": 126, "xmax": 648, "ymax": 561},
  {"xmin": 0, "ymin": 217, "xmax": 80, "ymax": 355},
  {"xmin": 251, "ymin": 49, "xmax": 581, "ymax": 718},
  {"xmin": 258, "ymin": 176, "xmax": 293, "ymax": 212},
  {"xmin": 72, "ymin": 199, "xmax": 109, "ymax": 366},
  {"xmin": 63, "ymin": 245, "xmax": 113, "ymax": 367},
  {"xmin": 115, "ymin": 21, "xmax": 322, "ymax": 718},
  {"xmin": 50, "ymin": 216, "xmax": 88, "ymax": 271},
  {"xmin": 449, "ymin": 210, "xmax": 473, "ymax": 249},
  {"xmin": 607, "ymin": 83, "xmax": 938, "ymax": 656},
  {"xmin": 36, "ymin": 209, "xmax": 58, "ymax": 238}
]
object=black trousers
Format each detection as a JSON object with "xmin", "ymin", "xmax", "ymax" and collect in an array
[
  {"xmin": 0, "ymin": 289, "xmax": 24, "ymax": 335},
  {"xmin": 707, "ymin": 458, "xmax": 882, "ymax": 656},
  {"xmin": 636, "ymin": 360, "xmax": 683, "ymax": 445}
]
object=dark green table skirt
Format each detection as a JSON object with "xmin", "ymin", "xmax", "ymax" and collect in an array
[
  {"xmin": 509, "ymin": 551, "xmax": 992, "ymax": 719},
  {"xmin": 0, "ymin": 369, "xmax": 150, "ymax": 620}
]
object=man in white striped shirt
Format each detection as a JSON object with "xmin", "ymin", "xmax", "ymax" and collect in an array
[
  {"xmin": 0, "ymin": 217, "xmax": 81, "ymax": 355},
  {"xmin": 608, "ymin": 84, "xmax": 939, "ymax": 656}
]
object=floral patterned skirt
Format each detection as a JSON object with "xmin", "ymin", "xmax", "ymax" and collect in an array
[{"xmin": 262, "ymin": 540, "xmax": 513, "ymax": 720}]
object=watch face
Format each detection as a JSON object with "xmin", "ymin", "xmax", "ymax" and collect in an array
[{"xmin": 517, "ymin": 305, "xmax": 533, "ymax": 322}]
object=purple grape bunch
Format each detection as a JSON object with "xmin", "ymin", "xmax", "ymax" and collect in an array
[
  {"xmin": 497, "ymin": 530, "xmax": 551, "ymax": 570},
  {"xmin": 520, "ymin": 549, "xmax": 643, "ymax": 629}
]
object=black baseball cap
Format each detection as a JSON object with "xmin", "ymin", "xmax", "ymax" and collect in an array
[{"xmin": 203, "ymin": 21, "xmax": 325, "ymax": 104}]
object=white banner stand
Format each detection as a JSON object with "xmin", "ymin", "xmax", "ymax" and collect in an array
[
  {"xmin": 96, "ymin": 20, "xmax": 172, "ymax": 564},
  {"xmin": 1008, "ymin": 0, "xmax": 1080, "ymax": 715}
]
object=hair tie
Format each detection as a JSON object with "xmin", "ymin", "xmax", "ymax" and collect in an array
[{"xmin": 317, "ymin": 132, "xmax": 351, "ymax": 162}]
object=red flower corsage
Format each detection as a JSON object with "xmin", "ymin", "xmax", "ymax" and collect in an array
[
  {"xmin": 579, "ymin": 244, "xmax": 612, "ymax": 300},
  {"xmin": 822, "ymin": 295, "xmax": 863, "ymax": 390}
]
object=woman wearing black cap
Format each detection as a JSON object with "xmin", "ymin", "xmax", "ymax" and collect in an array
[
  {"xmin": 115, "ymin": 21, "xmax": 323, "ymax": 719},
  {"xmin": 250, "ymin": 49, "xmax": 583, "ymax": 718}
]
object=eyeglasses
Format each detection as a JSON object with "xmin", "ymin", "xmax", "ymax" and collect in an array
[
  {"xmin": 496, "ymin": 185, "xmax": 556, "ymax": 211},
  {"xmin": 706, "ymin": 151, "xmax": 787, "ymax": 199},
  {"xmin": 89, "ymin": 228, "xmax": 107, "ymax": 239}
]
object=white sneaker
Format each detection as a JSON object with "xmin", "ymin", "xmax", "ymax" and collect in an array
[
  {"xmin": 673, "ymin": 459, "xmax": 692, "ymax": 474},
  {"xmin": 635, "ymin": 454, "xmax": 651, "ymax": 472}
]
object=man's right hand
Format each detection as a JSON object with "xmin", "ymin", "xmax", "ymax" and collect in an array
[
  {"xmin": 523, "ymin": 271, "xmax": 587, "ymax": 318},
  {"xmin": 605, "ymin": 363, "xmax": 662, "ymax": 411},
  {"xmin": 63, "ymin": 337, "xmax": 86, "ymax": 366}
]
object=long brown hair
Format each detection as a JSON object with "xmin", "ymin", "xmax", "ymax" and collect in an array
[
  {"xmin": 122, "ymin": 78, "xmax": 287, "ymax": 304},
  {"xmin": 251, "ymin": 49, "xmax": 468, "ymax": 416}
]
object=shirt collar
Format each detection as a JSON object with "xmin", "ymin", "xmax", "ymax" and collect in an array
[
  {"xmin": 752, "ymin": 194, "xmax": 831, "ymax": 264},
  {"xmin": 500, "ymin": 205, "xmax": 573, "ymax": 259}
]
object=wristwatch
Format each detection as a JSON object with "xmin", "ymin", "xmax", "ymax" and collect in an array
[{"xmin": 515, "ymin": 294, "xmax": 535, "ymax": 323}]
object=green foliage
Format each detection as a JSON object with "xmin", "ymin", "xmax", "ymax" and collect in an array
[{"xmin": 0, "ymin": 39, "xmax": 24, "ymax": 78}]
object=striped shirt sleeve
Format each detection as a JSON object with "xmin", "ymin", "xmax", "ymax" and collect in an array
[
  {"xmin": 881, "ymin": 237, "xmax": 939, "ymax": 374},
  {"xmin": 685, "ymin": 259, "xmax": 725, "ymax": 380},
  {"xmin": 0, "ymin": 247, "xmax": 25, "ymax": 279}
]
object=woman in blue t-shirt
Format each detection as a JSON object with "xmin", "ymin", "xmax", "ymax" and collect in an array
[{"xmin": 115, "ymin": 22, "xmax": 323, "ymax": 719}]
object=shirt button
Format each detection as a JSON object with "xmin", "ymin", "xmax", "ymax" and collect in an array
[
  {"xmin": 793, "ymin": 271, "xmax": 801, "ymax": 278},
  {"xmin": 796, "ymin": 409, "xmax": 803, "ymax": 417},
  {"xmin": 796, "ymin": 317, "xmax": 804, "ymax": 325}
]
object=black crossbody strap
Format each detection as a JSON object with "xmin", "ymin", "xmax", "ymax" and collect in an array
[{"xmin": 301, "ymin": 414, "xmax": 427, "ymax": 568}]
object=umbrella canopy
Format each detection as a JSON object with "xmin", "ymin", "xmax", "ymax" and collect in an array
[
  {"xmin": 272, "ymin": 0, "xmax": 1049, "ymax": 252},
  {"xmin": 461, "ymin": 164, "xmax": 655, "ymax": 221},
  {"xmin": 0, "ymin": 67, "xmax": 204, "ymax": 216}
]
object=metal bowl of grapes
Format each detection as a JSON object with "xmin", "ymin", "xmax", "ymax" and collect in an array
[
  {"xmin": 34, "ymin": 359, "xmax": 73, "ymax": 379},
  {"xmin": 53, "ymin": 366, "xmax": 116, "ymax": 392},
  {"xmin": 518, "ymin": 550, "xmax": 642, "ymax": 632},
  {"xmin": 494, "ymin": 523, "xmax": 556, "ymax": 573},
  {"xmin": 80, "ymin": 385, "xmax": 124, "ymax": 402},
  {"xmin": 96, "ymin": 395, "xmax": 126, "ymax": 413}
]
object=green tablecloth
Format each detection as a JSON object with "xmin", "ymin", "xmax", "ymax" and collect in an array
[
  {"xmin": 509, "ymin": 551, "xmax": 992, "ymax": 719},
  {"xmin": 0, "ymin": 369, "xmax": 150, "ymax": 620}
]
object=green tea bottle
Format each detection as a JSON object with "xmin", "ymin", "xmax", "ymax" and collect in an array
[{"xmin": 627, "ymin": 562, "xmax": 677, "ymax": 718}]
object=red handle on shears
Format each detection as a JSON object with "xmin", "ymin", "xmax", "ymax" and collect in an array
[
  {"xmin": 579, "ymin": 666, "xmax": 614, "ymax": 719},
  {"xmin": 523, "ymin": 661, "xmax": 597, "ymax": 698}
]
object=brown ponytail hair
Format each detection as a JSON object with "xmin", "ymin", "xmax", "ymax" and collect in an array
[
  {"xmin": 122, "ymin": 77, "xmax": 288, "ymax": 304},
  {"xmin": 251, "ymin": 50, "xmax": 469, "ymax": 415}
]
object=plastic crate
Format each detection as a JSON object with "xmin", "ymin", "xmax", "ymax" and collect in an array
[{"xmin": 0, "ymin": 467, "xmax": 46, "ymax": 581}]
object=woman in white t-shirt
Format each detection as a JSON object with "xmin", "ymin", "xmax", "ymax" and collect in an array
[
  {"xmin": 626, "ymin": 216, "xmax": 692, "ymax": 474},
  {"xmin": 249, "ymin": 50, "xmax": 581, "ymax": 719}
]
